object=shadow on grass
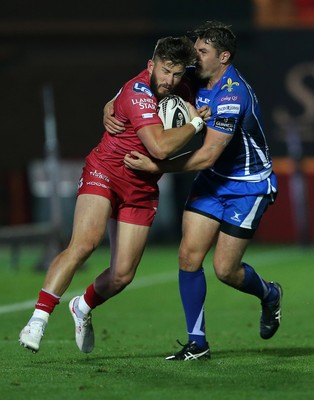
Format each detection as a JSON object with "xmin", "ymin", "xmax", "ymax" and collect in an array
[
  {"xmin": 23, "ymin": 345, "xmax": 314, "ymax": 369},
  {"xmin": 47, "ymin": 346, "xmax": 314, "ymax": 363},
  {"xmin": 214, "ymin": 347, "xmax": 314, "ymax": 358}
]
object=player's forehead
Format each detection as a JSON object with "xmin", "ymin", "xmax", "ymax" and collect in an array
[
  {"xmin": 157, "ymin": 59, "xmax": 185, "ymax": 73},
  {"xmin": 194, "ymin": 37, "xmax": 215, "ymax": 51}
]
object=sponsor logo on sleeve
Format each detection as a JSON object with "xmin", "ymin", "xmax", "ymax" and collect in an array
[
  {"xmin": 133, "ymin": 82, "xmax": 153, "ymax": 97},
  {"xmin": 214, "ymin": 117, "xmax": 236, "ymax": 132},
  {"xmin": 141, "ymin": 113, "xmax": 156, "ymax": 119},
  {"xmin": 217, "ymin": 104, "xmax": 241, "ymax": 114}
]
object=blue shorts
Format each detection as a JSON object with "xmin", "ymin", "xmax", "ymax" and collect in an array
[{"xmin": 185, "ymin": 170, "xmax": 278, "ymax": 239}]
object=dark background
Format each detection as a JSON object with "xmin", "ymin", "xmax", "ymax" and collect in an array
[
  {"xmin": 1, "ymin": 0, "xmax": 313, "ymax": 242},
  {"xmin": 0, "ymin": 0, "xmax": 255, "ymax": 170}
]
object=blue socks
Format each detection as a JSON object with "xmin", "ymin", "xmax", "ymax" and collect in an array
[
  {"xmin": 179, "ymin": 263, "xmax": 277, "ymax": 348},
  {"xmin": 241, "ymin": 262, "xmax": 277, "ymax": 301},
  {"xmin": 179, "ymin": 268, "xmax": 207, "ymax": 348}
]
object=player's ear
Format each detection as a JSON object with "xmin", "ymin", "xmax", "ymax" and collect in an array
[
  {"xmin": 147, "ymin": 59, "xmax": 154, "ymax": 74},
  {"xmin": 220, "ymin": 51, "xmax": 231, "ymax": 64}
]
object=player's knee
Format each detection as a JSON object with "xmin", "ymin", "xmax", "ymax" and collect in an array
[
  {"xmin": 67, "ymin": 241, "xmax": 96, "ymax": 265},
  {"xmin": 179, "ymin": 247, "xmax": 200, "ymax": 271},
  {"xmin": 179, "ymin": 246, "xmax": 193, "ymax": 268},
  {"xmin": 214, "ymin": 264, "xmax": 234, "ymax": 285},
  {"xmin": 112, "ymin": 273, "xmax": 134, "ymax": 292}
]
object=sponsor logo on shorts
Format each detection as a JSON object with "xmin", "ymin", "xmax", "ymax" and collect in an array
[
  {"xmin": 90, "ymin": 170, "xmax": 110, "ymax": 182},
  {"xmin": 231, "ymin": 211, "xmax": 242, "ymax": 222},
  {"xmin": 217, "ymin": 104, "xmax": 240, "ymax": 115},
  {"xmin": 214, "ymin": 117, "xmax": 236, "ymax": 132},
  {"xmin": 77, "ymin": 178, "xmax": 83, "ymax": 189},
  {"xmin": 86, "ymin": 181, "xmax": 109, "ymax": 189}
]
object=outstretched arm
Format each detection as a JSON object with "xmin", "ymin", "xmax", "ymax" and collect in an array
[{"xmin": 124, "ymin": 127, "xmax": 232, "ymax": 172}]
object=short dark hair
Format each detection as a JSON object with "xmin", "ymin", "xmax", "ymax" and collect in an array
[
  {"xmin": 152, "ymin": 36, "xmax": 196, "ymax": 67},
  {"xmin": 193, "ymin": 20, "xmax": 237, "ymax": 61}
]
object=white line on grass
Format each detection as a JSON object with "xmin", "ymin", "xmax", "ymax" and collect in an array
[
  {"xmin": 0, "ymin": 246, "xmax": 299, "ymax": 315},
  {"xmin": 0, "ymin": 271, "xmax": 178, "ymax": 315}
]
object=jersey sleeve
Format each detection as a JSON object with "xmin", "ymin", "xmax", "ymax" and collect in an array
[{"xmin": 116, "ymin": 81, "xmax": 162, "ymax": 132}]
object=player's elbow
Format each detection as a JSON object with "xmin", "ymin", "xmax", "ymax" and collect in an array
[
  {"xmin": 195, "ymin": 148, "xmax": 218, "ymax": 170},
  {"xmin": 147, "ymin": 146, "xmax": 170, "ymax": 160},
  {"xmin": 200, "ymin": 159, "xmax": 215, "ymax": 170},
  {"xmin": 154, "ymin": 152, "xmax": 169, "ymax": 160}
]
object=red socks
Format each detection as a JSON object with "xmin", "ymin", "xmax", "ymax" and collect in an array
[
  {"xmin": 84, "ymin": 283, "xmax": 106, "ymax": 309},
  {"xmin": 35, "ymin": 289, "xmax": 60, "ymax": 314},
  {"xmin": 34, "ymin": 284, "xmax": 104, "ymax": 314}
]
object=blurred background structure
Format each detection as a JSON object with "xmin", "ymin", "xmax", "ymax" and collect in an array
[{"xmin": 0, "ymin": 0, "xmax": 314, "ymax": 262}]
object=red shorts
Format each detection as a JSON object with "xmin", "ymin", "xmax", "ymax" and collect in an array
[{"xmin": 77, "ymin": 149, "xmax": 159, "ymax": 226}]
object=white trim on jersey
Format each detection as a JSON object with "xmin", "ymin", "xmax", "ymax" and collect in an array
[
  {"xmin": 242, "ymin": 133, "xmax": 250, "ymax": 176},
  {"xmin": 210, "ymin": 167, "xmax": 273, "ymax": 182}
]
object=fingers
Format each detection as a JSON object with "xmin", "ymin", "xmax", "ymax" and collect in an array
[
  {"xmin": 197, "ymin": 105, "xmax": 211, "ymax": 121},
  {"xmin": 124, "ymin": 153, "xmax": 140, "ymax": 169},
  {"xmin": 124, "ymin": 154, "xmax": 132, "ymax": 168},
  {"xmin": 130, "ymin": 150, "xmax": 142, "ymax": 158},
  {"xmin": 104, "ymin": 116, "xmax": 126, "ymax": 134},
  {"xmin": 186, "ymin": 102, "xmax": 198, "ymax": 119}
]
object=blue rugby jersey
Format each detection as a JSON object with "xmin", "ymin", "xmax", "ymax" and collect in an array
[{"xmin": 196, "ymin": 65, "xmax": 272, "ymax": 182}]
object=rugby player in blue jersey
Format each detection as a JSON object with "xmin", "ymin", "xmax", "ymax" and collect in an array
[{"xmin": 122, "ymin": 21, "xmax": 283, "ymax": 361}]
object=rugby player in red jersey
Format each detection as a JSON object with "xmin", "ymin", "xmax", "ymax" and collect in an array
[{"xmin": 19, "ymin": 36, "xmax": 206, "ymax": 354}]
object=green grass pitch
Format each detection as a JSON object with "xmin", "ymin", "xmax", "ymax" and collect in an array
[{"xmin": 1, "ymin": 243, "xmax": 314, "ymax": 400}]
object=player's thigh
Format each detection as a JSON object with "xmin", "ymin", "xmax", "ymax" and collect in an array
[
  {"xmin": 179, "ymin": 211, "xmax": 220, "ymax": 269},
  {"xmin": 70, "ymin": 194, "xmax": 112, "ymax": 247},
  {"xmin": 108, "ymin": 219, "xmax": 150, "ymax": 277},
  {"xmin": 213, "ymin": 231, "xmax": 250, "ymax": 274}
]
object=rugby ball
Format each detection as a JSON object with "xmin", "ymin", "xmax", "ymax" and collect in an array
[{"xmin": 157, "ymin": 95, "xmax": 190, "ymax": 129}]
